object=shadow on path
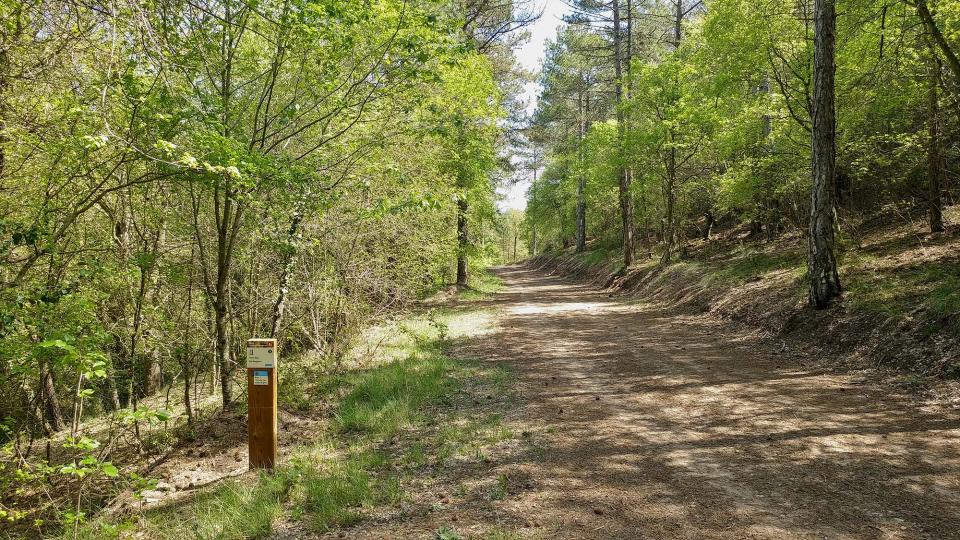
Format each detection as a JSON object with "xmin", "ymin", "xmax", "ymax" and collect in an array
[{"xmin": 449, "ymin": 265, "xmax": 960, "ymax": 539}]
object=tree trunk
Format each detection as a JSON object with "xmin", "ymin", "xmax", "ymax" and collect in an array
[
  {"xmin": 661, "ymin": 139, "xmax": 677, "ymax": 264},
  {"xmin": 182, "ymin": 352, "xmax": 193, "ymax": 425},
  {"xmin": 183, "ymin": 248, "xmax": 196, "ymax": 425},
  {"xmin": 808, "ymin": 0, "xmax": 842, "ymax": 309},
  {"xmin": 214, "ymin": 198, "xmax": 238, "ymax": 407},
  {"xmin": 576, "ymin": 178, "xmax": 586, "ymax": 252},
  {"xmin": 456, "ymin": 198, "xmax": 469, "ymax": 286},
  {"xmin": 915, "ymin": 0, "xmax": 960, "ymax": 85},
  {"xmin": 140, "ymin": 221, "xmax": 166, "ymax": 397},
  {"xmin": 660, "ymin": 2, "xmax": 685, "ymax": 264},
  {"xmin": 703, "ymin": 210, "xmax": 715, "ymax": 241},
  {"xmin": 0, "ymin": 49, "xmax": 7, "ymax": 180},
  {"xmin": 674, "ymin": 0, "xmax": 683, "ymax": 47},
  {"xmin": 215, "ymin": 5, "xmax": 241, "ymax": 408},
  {"xmin": 105, "ymin": 369, "xmax": 121, "ymax": 411},
  {"xmin": 576, "ymin": 93, "xmax": 587, "ymax": 252},
  {"xmin": 270, "ymin": 209, "xmax": 303, "ymax": 337},
  {"xmin": 42, "ymin": 366, "xmax": 65, "ymax": 432},
  {"xmin": 613, "ymin": 0, "xmax": 634, "ymax": 267},
  {"xmin": 928, "ymin": 50, "xmax": 946, "ymax": 233}
]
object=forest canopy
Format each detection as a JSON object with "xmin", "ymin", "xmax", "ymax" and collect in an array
[
  {"xmin": 526, "ymin": 0, "xmax": 956, "ymax": 286},
  {"xmin": 0, "ymin": 0, "xmax": 524, "ymax": 447}
]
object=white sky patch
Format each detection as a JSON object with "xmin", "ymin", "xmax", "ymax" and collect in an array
[{"xmin": 496, "ymin": 0, "xmax": 570, "ymax": 212}]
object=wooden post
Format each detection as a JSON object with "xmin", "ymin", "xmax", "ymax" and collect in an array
[{"xmin": 246, "ymin": 338, "xmax": 277, "ymax": 469}]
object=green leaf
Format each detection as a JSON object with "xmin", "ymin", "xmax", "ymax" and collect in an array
[{"xmin": 101, "ymin": 463, "xmax": 118, "ymax": 478}]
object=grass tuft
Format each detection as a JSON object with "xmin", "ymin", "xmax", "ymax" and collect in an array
[
  {"xmin": 132, "ymin": 471, "xmax": 295, "ymax": 540},
  {"xmin": 334, "ymin": 353, "xmax": 452, "ymax": 438},
  {"xmin": 299, "ymin": 450, "xmax": 400, "ymax": 532}
]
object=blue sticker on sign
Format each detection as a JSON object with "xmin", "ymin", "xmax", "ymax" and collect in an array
[{"xmin": 253, "ymin": 370, "xmax": 269, "ymax": 385}]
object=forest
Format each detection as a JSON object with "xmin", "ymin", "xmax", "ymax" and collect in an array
[
  {"xmin": 529, "ymin": 0, "xmax": 953, "ymax": 288},
  {"xmin": 1, "ymin": 0, "xmax": 959, "ymax": 539}
]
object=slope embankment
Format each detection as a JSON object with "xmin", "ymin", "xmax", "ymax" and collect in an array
[{"xmin": 528, "ymin": 219, "xmax": 960, "ymax": 379}]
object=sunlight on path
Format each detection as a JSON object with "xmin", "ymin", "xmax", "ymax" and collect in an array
[{"xmin": 448, "ymin": 265, "xmax": 960, "ymax": 540}]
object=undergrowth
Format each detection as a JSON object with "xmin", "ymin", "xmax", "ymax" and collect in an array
[
  {"xmin": 458, "ymin": 271, "xmax": 505, "ymax": 301},
  {"xmin": 67, "ymin": 299, "xmax": 512, "ymax": 539}
]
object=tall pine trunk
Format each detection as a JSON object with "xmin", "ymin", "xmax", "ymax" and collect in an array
[
  {"xmin": 808, "ymin": 0, "xmax": 842, "ymax": 308},
  {"xmin": 613, "ymin": 0, "xmax": 634, "ymax": 267},
  {"xmin": 576, "ymin": 93, "xmax": 587, "ymax": 252},
  {"xmin": 660, "ymin": 1, "xmax": 684, "ymax": 263}
]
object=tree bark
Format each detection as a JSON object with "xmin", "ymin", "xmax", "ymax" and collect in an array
[
  {"xmin": 456, "ymin": 197, "xmax": 469, "ymax": 286},
  {"xmin": 182, "ymin": 354, "xmax": 193, "ymax": 425},
  {"xmin": 914, "ymin": 0, "xmax": 960, "ymax": 85},
  {"xmin": 928, "ymin": 50, "xmax": 946, "ymax": 233},
  {"xmin": 140, "ymin": 220, "xmax": 166, "ymax": 397},
  {"xmin": 42, "ymin": 366, "xmax": 65, "ymax": 432},
  {"xmin": 703, "ymin": 210, "xmax": 715, "ymax": 241},
  {"xmin": 674, "ymin": 0, "xmax": 683, "ymax": 47},
  {"xmin": 214, "ymin": 2, "xmax": 241, "ymax": 408},
  {"xmin": 576, "ymin": 93, "xmax": 587, "ymax": 253},
  {"xmin": 808, "ymin": 0, "xmax": 842, "ymax": 309},
  {"xmin": 270, "ymin": 209, "xmax": 303, "ymax": 337},
  {"xmin": 214, "ymin": 190, "xmax": 241, "ymax": 407},
  {"xmin": 183, "ymin": 247, "xmax": 196, "ymax": 425},
  {"xmin": 613, "ymin": 0, "xmax": 634, "ymax": 267},
  {"xmin": 661, "ymin": 141, "xmax": 677, "ymax": 264}
]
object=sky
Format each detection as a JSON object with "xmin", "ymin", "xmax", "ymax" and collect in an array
[{"xmin": 496, "ymin": 1, "xmax": 571, "ymax": 212}]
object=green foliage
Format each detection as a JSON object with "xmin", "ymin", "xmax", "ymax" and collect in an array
[
  {"xmin": 527, "ymin": 0, "xmax": 956, "ymax": 263},
  {"xmin": 847, "ymin": 261, "xmax": 960, "ymax": 334},
  {"xmin": 69, "ymin": 299, "xmax": 512, "ymax": 538},
  {"xmin": 436, "ymin": 526, "xmax": 464, "ymax": 540},
  {"xmin": 0, "ymin": 0, "xmax": 511, "ymax": 535}
]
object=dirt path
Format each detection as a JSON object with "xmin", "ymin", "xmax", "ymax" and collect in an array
[{"xmin": 445, "ymin": 266, "xmax": 960, "ymax": 539}]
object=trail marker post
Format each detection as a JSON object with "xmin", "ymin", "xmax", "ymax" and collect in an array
[{"xmin": 246, "ymin": 338, "xmax": 277, "ymax": 469}]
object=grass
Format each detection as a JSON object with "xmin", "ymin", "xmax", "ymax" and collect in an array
[
  {"xmin": 710, "ymin": 248, "xmax": 806, "ymax": 283},
  {"xmin": 70, "ymin": 299, "xmax": 513, "ymax": 539},
  {"xmin": 458, "ymin": 270, "xmax": 504, "ymax": 301},
  {"xmin": 134, "ymin": 472, "xmax": 295, "ymax": 540},
  {"xmin": 489, "ymin": 474, "xmax": 509, "ymax": 501},
  {"xmin": 334, "ymin": 353, "xmax": 452, "ymax": 438},
  {"xmin": 433, "ymin": 526, "xmax": 523, "ymax": 540},
  {"xmin": 576, "ymin": 245, "xmax": 620, "ymax": 267},
  {"xmin": 436, "ymin": 412, "xmax": 513, "ymax": 465},
  {"xmin": 296, "ymin": 448, "xmax": 401, "ymax": 531},
  {"xmin": 846, "ymin": 260, "xmax": 960, "ymax": 333}
]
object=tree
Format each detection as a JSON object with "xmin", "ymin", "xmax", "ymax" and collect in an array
[
  {"xmin": 927, "ymin": 48, "xmax": 946, "ymax": 233},
  {"xmin": 808, "ymin": 0, "xmax": 842, "ymax": 308}
]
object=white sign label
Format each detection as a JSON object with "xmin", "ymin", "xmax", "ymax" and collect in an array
[
  {"xmin": 253, "ymin": 370, "xmax": 269, "ymax": 386},
  {"xmin": 247, "ymin": 339, "xmax": 277, "ymax": 369}
]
